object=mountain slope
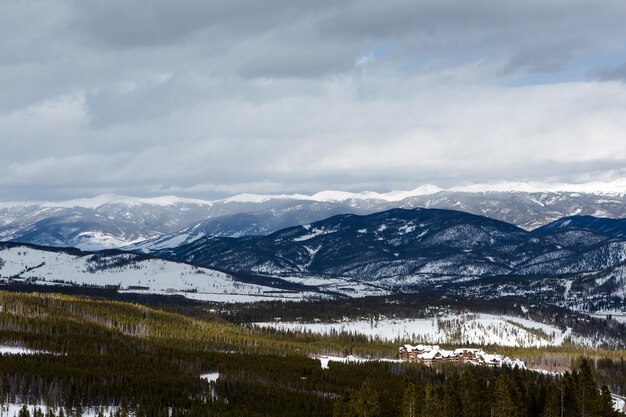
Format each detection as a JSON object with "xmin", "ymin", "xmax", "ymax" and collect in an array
[
  {"xmin": 150, "ymin": 207, "xmax": 626, "ymax": 311},
  {"xmin": 0, "ymin": 243, "xmax": 326, "ymax": 302},
  {"xmin": 0, "ymin": 196, "xmax": 216, "ymax": 250},
  {"xmin": 155, "ymin": 208, "xmax": 626, "ymax": 280}
]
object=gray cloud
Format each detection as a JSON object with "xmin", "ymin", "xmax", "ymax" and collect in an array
[
  {"xmin": 591, "ymin": 62, "xmax": 626, "ymax": 82},
  {"xmin": 1, "ymin": 0, "xmax": 626, "ymax": 200}
]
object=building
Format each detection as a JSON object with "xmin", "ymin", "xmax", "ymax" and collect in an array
[{"xmin": 398, "ymin": 344, "xmax": 525, "ymax": 369}]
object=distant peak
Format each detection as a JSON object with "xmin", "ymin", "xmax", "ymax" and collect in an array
[
  {"xmin": 33, "ymin": 194, "xmax": 214, "ymax": 209},
  {"xmin": 1, "ymin": 179, "xmax": 624, "ymax": 208},
  {"xmin": 449, "ymin": 179, "xmax": 626, "ymax": 195},
  {"xmin": 216, "ymin": 188, "xmax": 445, "ymax": 205},
  {"xmin": 220, "ymin": 193, "xmax": 312, "ymax": 204},
  {"xmin": 311, "ymin": 186, "xmax": 443, "ymax": 202},
  {"xmin": 219, "ymin": 180, "xmax": 625, "ymax": 204}
]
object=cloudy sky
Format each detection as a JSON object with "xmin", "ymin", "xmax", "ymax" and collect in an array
[{"xmin": 2, "ymin": 0, "xmax": 626, "ymax": 200}]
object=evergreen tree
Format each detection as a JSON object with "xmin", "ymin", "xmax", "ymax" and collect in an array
[
  {"xmin": 492, "ymin": 374, "xmax": 515, "ymax": 417},
  {"xmin": 402, "ymin": 381, "xmax": 417, "ymax": 417},
  {"xmin": 74, "ymin": 402, "xmax": 83, "ymax": 417},
  {"xmin": 561, "ymin": 372, "xmax": 580, "ymax": 417},
  {"xmin": 599, "ymin": 386, "xmax": 616, "ymax": 417},
  {"xmin": 443, "ymin": 373, "xmax": 462, "ymax": 417},
  {"xmin": 541, "ymin": 380, "xmax": 561, "ymax": 417},
  {"xmin": 350, "ymin": 380, "xmax": 380, "ymax": 417},
  {"xmin": 19, "ymin": 405, "xmax": 31, "ymax": 417},
  {"xmin": 459, "ymin": 370, "xmax": 482, "ymax": 417},
  {"xmin": 423, "ymin": 385, "xmax": 443, "ymax": 417},
  {"xmin": 333, "ymin": 393, "xmax": 351, "ymax": 417},
  {"xmin": 578, "ymin": 359, "xmax": 601, "ymax": 417}
]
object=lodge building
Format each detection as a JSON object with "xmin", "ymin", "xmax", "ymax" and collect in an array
[{"xmin": 398, "ymin": 344, "xmax": 525, "ymax": 368}]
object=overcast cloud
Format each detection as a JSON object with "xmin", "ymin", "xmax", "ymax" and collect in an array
[{"xmin": 1, "ymin": 0, "xmax": 626, "ymax": 200}]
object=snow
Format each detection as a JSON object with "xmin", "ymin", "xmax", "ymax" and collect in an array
[
  {"xmin": 304, "ymin": 245, "xmax": 322, "ymax": 258},
  {"xmin": 293, "ymin": 227, "xmax": 335, "ymax": 241},
  {"xmin": 165, "ymin": 290, "xmax": 326, "ymax": 303},
  {"xmin": 74, "ymin": 231, "xmax": 147, "ymax": 251},
  {"xmin": 610, "ymin": 314, "xmax": 626, "ymax": 324},
  {"xmin": 145, "ymin": 233, "xmax": 191, "ymax": 249},
  {"xmin": 589, "ymin": 312, "xmax": 626, "ymax": 324},
  {"xmin": 0, "ymin": 404, "xmax": 117, "ymax": 417},
  {"xmin": 203, "ymin": 186, "xmax": 443, "ymax": 206},
  {"xmin": 207, "ymin": 180, "xmax": 626, "ymax": 206},
  {"xmin": 125, "ymin": 230, "xmax": 207, "ymax": 252},
  {"xmin": 450, "ymin": 179, "xmax": 626, "ymax": 195},
  {"xmin": 315, "ymin": 355, "xmax": 388, "ymax": 369},
  {"xmin": 200, "ymin": 372, "xmax": 220, "ymax": 383},
  {"xmin": 398, "ymin": 224, "xmax": 416, "ymax": 234},
  {"xmin": 38, "ymin": 194, "xmax": 213, "ymax": 209},
  {"xmin": 278, "ymin": 276, "xmax": 388, "ymax": 298},
  {"xmin": 1, "ymin": 180, "xmax": 624, "ymax": 212},
  {"xmin": 221, "ymin": 193, "xmax": 311, "ymax": 203},
  {"xmin": 0, "ymin": 245, "xmax": 327, "ymax": 303},
  {"xmin": 0, "ymin": 345, "xmax": 39, "ymax": 355},
  {"xmin": 563, "ymin": 280, "xmax": 573, "ymax": 297},
  {"xmin": 311, "ymin": 186, "xmax": 443, "ymax": 202},
  {"xmin": 256, "ymin": 314, "xmax": 570, "ymax": 348},
  {"xmin": 314, "ymin": 347, "xmax": 525, "ymax": 370},
  {"xmin": 613, "ymin": 396, "xmax": 625, "ymax": 412}
]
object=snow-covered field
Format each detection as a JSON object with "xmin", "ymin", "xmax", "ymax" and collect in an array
[
  {"xmin": 256, "ymin": 313, "xmax": 572, "ymax": 348},
  {"xmin": 278, "ymin": 275, "xmax": 388, "ymax": 297},
  {"xmin": 0, "ymin": 245, "xmax": 328, "ymax": 303},
  {"xmin": 200, "ymin": 372, "xmax": 220, "ymax": 383},
  {"xmin": 590, "ymin": 313, "xmax": 626, "ymax": 324},
  {"xmin": 315, "ymin": 355, "xmax": 402, "ymax": 369},
  {"xmin": 613, "ymin": 396, "xmax": 626, "ymax": 413},
  {"xmin": 0, "ymin": 404, "xmax": 117, "ymax": 417},
  {"xmin": 0, "ymin": 345, "xmax": 40, "ymax": 355}
]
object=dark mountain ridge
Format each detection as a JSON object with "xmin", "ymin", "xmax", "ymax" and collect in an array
[
  {"xmin": 155, "ymin": 208, "xmax": 626, "ymax": 281},
  {"xmin": 534, "ymin": 215, "xmax": 626, "ymax": 238}
]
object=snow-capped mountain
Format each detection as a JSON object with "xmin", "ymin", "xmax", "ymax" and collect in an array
[
  {"xmin": 0, "ymin": 195, "xmax": 216, "ymax": 251},
  {"xmin": 1, "ymin": 180, "xmax": 625, "ymax": 251}
]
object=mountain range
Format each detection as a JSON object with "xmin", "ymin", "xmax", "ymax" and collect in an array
[
  {"xmin": 2, "ymin": 181, "xmax": 626, "ymax": 251},
  {"xmin": 1, "ymin": 181, "xmax": 625, "ymax": 314},
  {"xmin": 155, "ymin": 208, "xmax": 626, "ymax": 278},
  {"xmin": 133, "ymin": 208, "xmax": 626, "ymax": 312},
  {"xmin": 1, "ymin": 202, "xmax": 626, "ymax": 311}
]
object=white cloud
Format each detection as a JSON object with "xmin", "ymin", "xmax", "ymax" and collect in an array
[{"xmin": 1, "ymin": 0, "xmax": 626, "ymax": 200}]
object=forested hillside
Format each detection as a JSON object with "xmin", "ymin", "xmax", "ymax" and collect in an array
[{"xmin": 0, "ymin": 291, "xmax": 623, "ymax": 416}]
